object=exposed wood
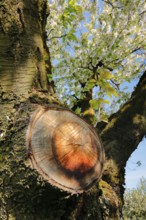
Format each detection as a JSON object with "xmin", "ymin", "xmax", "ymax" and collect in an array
[
  {"xmin": 26, "ymin": 106, "xmax": 104, "ymax": 194},
  {"xmin": 0, "ymin": 0, "xmax": 146, "ymax": 219}
]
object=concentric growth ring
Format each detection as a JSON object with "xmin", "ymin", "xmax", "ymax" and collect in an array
[{"xmin": 26, "ymin": 106, "xmax": 104, "ymax": 194}]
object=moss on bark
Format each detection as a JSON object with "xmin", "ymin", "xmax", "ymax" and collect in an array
[{"xmin": 1, "ymin": 0, "xmax": 146, "ymax": 219}]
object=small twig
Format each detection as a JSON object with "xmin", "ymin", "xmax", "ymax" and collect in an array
[
  {"xmin": 139, "ymin": 10, "xmax": 146, "ymax": 16},
  {"xmin": 103, "ymin": 0, "xmax": 123, "ymax": 9},
  {"xmin": 110, "ymin": 80, "xmax": 120, "ymax": 90},
  {"xmin": 48, "ymin": 28, "xmax": 54, "ymax": 36},
  {"xmin": 48, "ymin": 34, "xmax": 67, "ymax": 41}
]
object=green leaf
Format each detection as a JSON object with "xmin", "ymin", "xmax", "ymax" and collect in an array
[
  {"xmin": 47, "ymin": 74, "xmax": 53, "ymax": 82},
  {"xmin": 84, "ymin": 79, "xmax": 97, "ymax": 91},
  {"xmin": 74, "ymin": 107, "xmax": 81, "ymax": 115},
  {"xmin": 100, "ymin": 114, "xmax": 108, "ymax": 122},
  {"xmin": 106, "ymin": 87, "xmax": 118, "ymax": 97},
  {"xmin": 47, "ymin": 0, "xmax": 146, "ymax": 120},
  {"xmin": 99, "ymin": 81, "xmax": 118, "ymax": 97},
  {"xmin": 98, "ymin": 98, "xmax": 110, "ymax": 105},
  {"xmin": 68, "ymin": 31, "xmax": 78, "ymax": 42},
  {"xmin": 100, "ymin": 69, "xmax": 114, "ymax": 80},
  {"xmin": 68, "ymin": 0, "xmax": 76, "ymax": 6},
  {"xmin": 75, "ymin": 5, "xmax": 82, "ymax": 14},
  {"xmin": 89, "ymin": 100, "xmax": 99, "ymax": 109}
]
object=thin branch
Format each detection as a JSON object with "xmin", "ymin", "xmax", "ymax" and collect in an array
[
  {"xmin": 97, "ymin": 71, "xmax": 146, "ymax": 168},
  {"xmin": 47, "ymin": 28, "xmax": 54, "ymax": 37},
  {"xmin": 103, "ymin": 0, "xmax": 123, "ymax": 9},
  {"xmin": 79, "ymin": 65, "xmax": 93, "ymax": 71},
  {"xmin": 48, "ymin": 34, "xmax": 67, "ymax": 41},
  {"xmin": 105, "ymin": 46, "xmax": 143, "ymax": 66},
  {"xmin": 139, "ymin": 9, "xmax": 146, "ymax": 16},
  {"xmin": 103, "ymin": 65, "xmax": 113, "ymax": 72},
  {"xmin": 110, "ymin": 79, "xmax": 120, "ymax": 90}
]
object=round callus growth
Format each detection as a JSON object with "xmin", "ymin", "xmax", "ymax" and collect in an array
[{"xmin": 26, "ymin": 106, "xmax": 104, "ymax": 193}]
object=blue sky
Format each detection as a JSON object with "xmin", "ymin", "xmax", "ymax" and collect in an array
[
  {"xmin": 122, "ymin": 78, "xmax": 146, "ymax": 189},
  {"xmin": 50, "ymin": 1, "xmax": 146, "ymax": 190},
  {"xmin": 125, "ymin": 138, "xmax": 146, "ymax": 189}
]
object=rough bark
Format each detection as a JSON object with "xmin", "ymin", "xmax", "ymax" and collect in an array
[
  {"xmin": 0, "ymin": 1, "xmax": 146, "ymax": 220},
  {"xmin": 0, "ymin": 0, "xmax": 54, "ymax": 95}
]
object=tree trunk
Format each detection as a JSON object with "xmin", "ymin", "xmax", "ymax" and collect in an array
[
  {"xmin": 0, "ymin": 1, "xmax": 146, "ymax": 220},
  {"xmin": 0, "ymin": 0, "xmax": 54, "ymax": 95}
]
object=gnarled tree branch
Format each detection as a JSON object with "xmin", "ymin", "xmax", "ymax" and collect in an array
[{"xmin": 97, "ymin": 71, "xmax": 146, "ymax": 195}]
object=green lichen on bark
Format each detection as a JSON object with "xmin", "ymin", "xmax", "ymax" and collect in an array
[
  {"xmin": 0, "ymin": 0, "xmax": 24, "ymax": 34},
  {"xmin": 1, "ymin": 0, "xmax": 146, "ymax": 219},
  {"xmin": 0, "ymin": 89, "xmax": 66, "ymax": 220},
  {"xmin": 99, "ymin": 180, "xmax": 122, "ymax": 219},
  {"xmin": 0, "ymin": 87, "xmax": 123, "ymax": 220}
]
